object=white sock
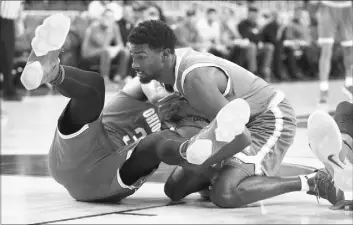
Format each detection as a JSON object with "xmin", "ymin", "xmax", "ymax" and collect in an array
[
  {"xmin": 345, "ymin": 77, "xmax": 352, "ymax": 87},
  {"xmin": 179, "ymin": 141, "xmax": 188, "ymax": 159},
  {"xmin": 320, "ymin": 81, "xmax": 329, "ymax": 91},
  {"xmin": 299, "ymin": 173, "xmax": 316, "ymax": 192}
]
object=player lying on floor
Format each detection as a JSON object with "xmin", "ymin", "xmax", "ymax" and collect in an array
[
  {"xmin": 126, "ymin": 19, "xmax": 345, "ymax": 208},
  {"xmin": 19, "ymin": 14, "xmax": 251, "ymax": 202},
  {"xmin": 308, "ymin": 101, "xmax": 353, "ymax": 211}
]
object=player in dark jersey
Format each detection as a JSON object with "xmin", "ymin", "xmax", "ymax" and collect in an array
[
  {"xmin": 20, "ymin": 14, "xmax": 251, "ymax": 202},
  {"xmin": 308, "ymin": 101, "xmax": 353, "ymax": 210},
  {"xmin": 127, "ymin": 20, "xmax": 345, "ymax": 208}
]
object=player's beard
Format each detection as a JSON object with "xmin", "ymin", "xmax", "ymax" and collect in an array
[
  {"xmin": 138, "ymin": 75, "xmax": 152, "ymax": 84},
  {"xmin": 138, "ymin": 71, "xmax": 156, "ymax": 84}
]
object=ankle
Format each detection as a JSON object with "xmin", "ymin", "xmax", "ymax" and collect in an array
[
  {"xmin": 179, "ymin": 141, "xmax": 188, "ymax": 160},
  {"xmin": 299, "ymin": 173, "xmax": 316, "ymax": 192},
  {"xmin": 49, "ymin": 65, "xmax": 65, "ymax": 86}
]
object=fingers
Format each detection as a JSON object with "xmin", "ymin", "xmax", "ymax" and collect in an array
[
  {"xmin": 157, "ymin": 93, "xmax": 182, "ymax": 106},
  {"xmin": 330, "ymin": 200, "xmax": 353, "ymax": 211}
]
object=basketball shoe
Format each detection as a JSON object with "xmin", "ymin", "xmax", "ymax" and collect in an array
[
  {"xmin": 307, "ymin": 110, "xmax": 349, "ymax": 204},
  {"xmin": 180, "ymin": 98, "xmax": 251, "ymax": 165},
  {"xmin": 21, "ymin": 13, "xmax": 71, "ymax": 90}
]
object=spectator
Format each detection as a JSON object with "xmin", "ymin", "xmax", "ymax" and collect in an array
[
  {"xmin": 142, "ymin": 2, "xmax": 166, "ymax": 22},
  {"xmin": 81, "ymin": 8, "xmax": 130, "ymax": 86},
  {"xmin": 87, "ymin": 0, "xmax": 110, "ymax": 21},
  {"xmin": 60, "ymin": 11, "xmax": 92, "ymax": 68},
  {"xmin": 117, "ymin": 3, "xmax": 135, "ymax": 46},
  {"xmin": 117, "ymin": 2, "xmax": 136, "ymax": 79},
  {"xmin": 283, "ymin": 6, "xmax": 311, "ymax": 80},
  {"xmin": 219, "ymin": 7, "xmax": 257, "ymax": 74},
  {"xmin": 131, "ymin": 1, "xmax": 147, "ymax": 25},
  {"xmin": 261, "ymin": 11, "xmax": 291, "ymax": 81},
  {"xmin": 173, "ymin": 9, "xmax": 204, "ymax": 50},
  {"xmin": 238, "ymin": 6, "xmax": 274, "ymax": 82},
  {"xmin": 0, "ymin": 0, "xmax": 23, "ymax": 101},
  {"xmin": 106, "ymin": 1, "xmax": 123, "ymax": 22},
  {"xmin": 196, "ymin": 8, "xmax": 228, "ymax": 58}
]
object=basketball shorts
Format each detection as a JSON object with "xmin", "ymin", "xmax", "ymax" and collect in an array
[
  {"xmin": 318, "ymin": 3, "xmax": 353, "ymax": 46},
  {"xmin": 48, "ymin": 102, "xmax": 154, "ymax": 202},
  {"xmin": 222, "ymin": 92, "xmax": 297, "ymax": 177}
]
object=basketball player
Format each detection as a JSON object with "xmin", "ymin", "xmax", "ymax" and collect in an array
[
  {"xmin": 20, "ymin": 14, "xmax": 251, "ymax": 202},
  {"xmin": 127, "ymin": 20, "xmax": 345, "ymax": 208},
  {"xmin": 308, "ymin": 101, "xmax": 353, "ymax": 210},
  {"xmin": 310, "ymin": 0, "xmax": 353, "ymax": 103}
]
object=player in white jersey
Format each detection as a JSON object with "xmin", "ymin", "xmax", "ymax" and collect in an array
[{"xmin": 127, "ymin": 20, "xmax": 345, "ymax": 208}]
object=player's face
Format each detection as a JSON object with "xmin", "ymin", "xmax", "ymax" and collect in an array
[{"xmin": 129, "ymin": 43, "xmax": 164, "ymax": 84}]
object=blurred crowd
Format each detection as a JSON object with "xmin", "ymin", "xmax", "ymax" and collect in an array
[{"xmin": 2, "ymin": 0, "xmax": 347, "ymax": 98}]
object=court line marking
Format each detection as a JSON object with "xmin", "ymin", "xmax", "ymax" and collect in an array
[{"xmin": 32, "ymin": 202, "xmax": 186, "ymax": 225}]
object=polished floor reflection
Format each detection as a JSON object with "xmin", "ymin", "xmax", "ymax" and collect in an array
[{"xmin": 1, "ymin": 80, "xmax": 352, "ymax": 224}]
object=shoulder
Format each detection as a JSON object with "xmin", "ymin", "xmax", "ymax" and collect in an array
[{"xmin": 183, "ymin": 67, "xmax": 220, "ymax": 88}]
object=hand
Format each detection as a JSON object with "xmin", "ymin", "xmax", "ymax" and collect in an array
[
  {"xmin": 156, "ymin": 93, "xmax": 185, "ymax": 121},
  {"xmin": 330, "ymin": 200, "xmax": 353, "ymax": 211}
]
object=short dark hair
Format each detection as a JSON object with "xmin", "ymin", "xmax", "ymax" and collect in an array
[
  {"xmin": 248, "ymin": 6, "xmax": 259, "ymax": 13},
  {"xmin": 128, "ymin": 20, "xmax": 177, "ymax": 53},
  {"xmin": 206, "ymin": 8, "xmax": 216, "ymax": 14},
  {"xmin": 186, "ymin": 9, "xmax": 196, "ymax": 17}
]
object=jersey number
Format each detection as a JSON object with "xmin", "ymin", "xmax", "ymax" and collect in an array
[{"xmin": 122, "ymin": 127, "xmax": 148, "ymax": 145}]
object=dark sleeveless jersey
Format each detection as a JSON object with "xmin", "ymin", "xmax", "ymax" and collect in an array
[{"xmin": 102, "ymin": 91, "xmax": 161, "ymax": 148}]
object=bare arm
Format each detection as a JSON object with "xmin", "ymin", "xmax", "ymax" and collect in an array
[
  {"xmin": 183, "ymin": 67, "xmax": 229, "ymax": 121},
  {"xmin": 122, "ymin": 77, "xmax": 172, "ymax": 103},
  {"xmin": 183, "ymin": 67, "xmax": 251, "ymax": 168}
]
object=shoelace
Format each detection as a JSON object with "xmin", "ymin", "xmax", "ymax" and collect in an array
[{"xmin": 314, "ymin": 171, "xmax": 334, "ymax": 204}]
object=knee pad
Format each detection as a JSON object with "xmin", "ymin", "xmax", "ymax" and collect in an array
[{"xmin": 335, "ymin": 101, "xmax": 353, "ymax": 138}]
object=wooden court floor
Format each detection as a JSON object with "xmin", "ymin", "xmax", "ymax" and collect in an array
[{"xmin": 1, "ymin": 80, "xmax": 352, "ymax": 224}]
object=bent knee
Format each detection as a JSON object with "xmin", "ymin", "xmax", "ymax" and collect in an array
[
  {"xmin": 164, "ymin": 182, "xmax": 185, "ymax": 201},
  {"xmin": 336, "ymin": 101, "xmax": 353, "ymax": 117},
  {"xmin": 210, "ymin": 188, "xmax": 244, "ymax": 208},
  {"xmin": 210, "ymin": 180, "xmax": 248, "ymax": 208}
]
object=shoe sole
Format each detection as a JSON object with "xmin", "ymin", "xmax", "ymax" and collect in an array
[
  {"xmin": 186, "ymin": 98, "xmax": 250, "ymax": 165},
  {"xmin": 307, "ymin": 111, "xmax": 352, "ymax": 192},
  {"xmin": 21, "ymin": 14, "xmax": 70, "ymax": 90},
  {"xmin": 308, "ymin": 110, "xmax": 342, "ymax": 168}
]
